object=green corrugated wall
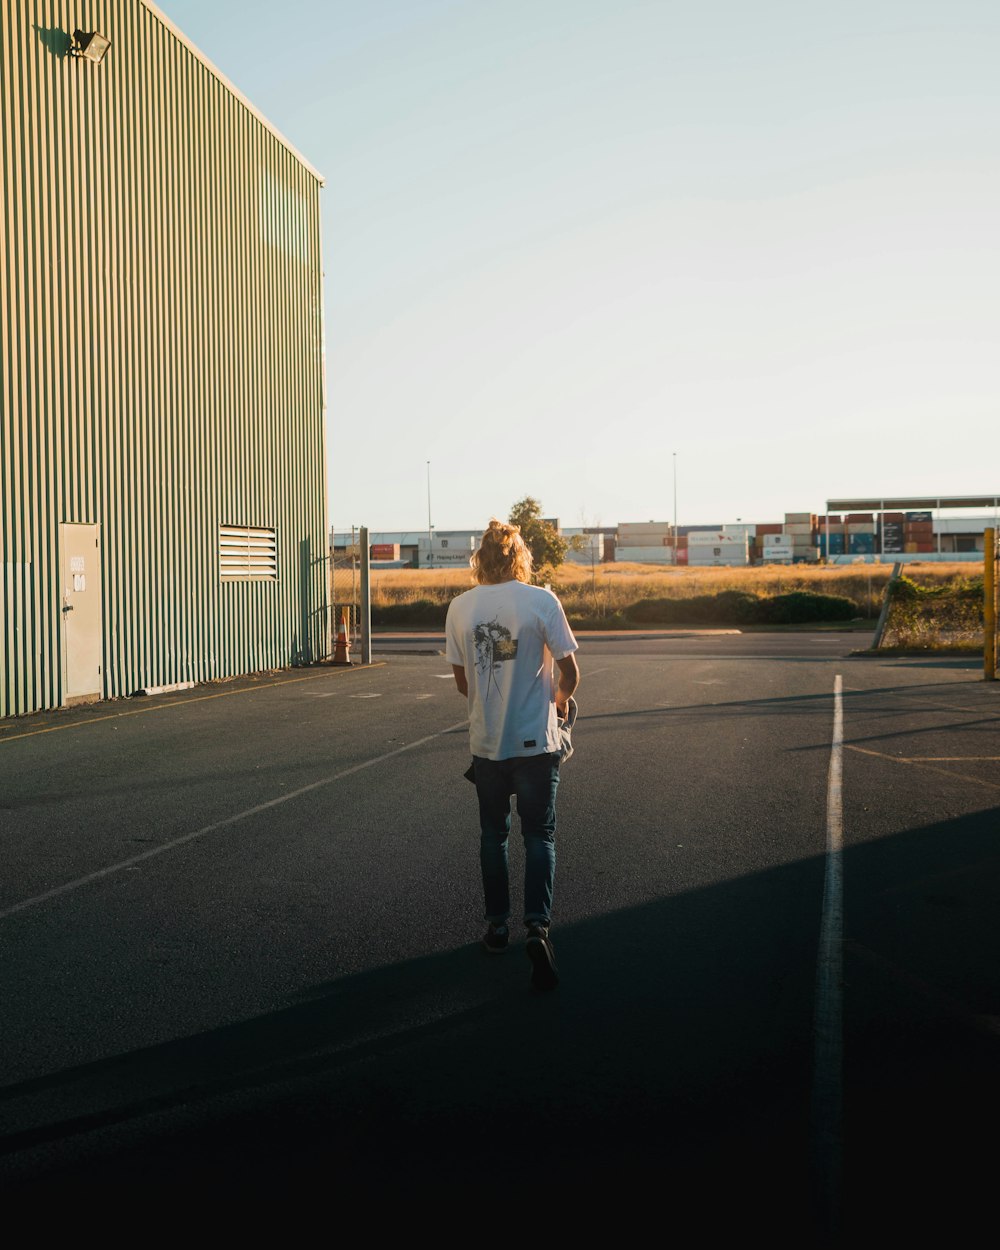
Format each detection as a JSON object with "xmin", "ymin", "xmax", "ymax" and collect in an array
[{"xmin": 1, "ymin": 0, "xmax": 327, "ymax": 717}]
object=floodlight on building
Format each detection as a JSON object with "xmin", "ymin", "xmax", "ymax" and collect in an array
[{"xmin": 71, "ymin": 30, "xmax": 111, "ymax": 64}]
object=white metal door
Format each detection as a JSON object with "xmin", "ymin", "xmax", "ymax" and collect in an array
[{"xmin": 61, "ymin": 524, "xmax": 103, "ymax": 704}]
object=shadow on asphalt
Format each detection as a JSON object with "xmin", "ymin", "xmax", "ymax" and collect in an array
[
  {"xmin": 2, "ymin": 811, "xmax": 998, "ymax": 1244},
  {"xmin": 575, "ymin": 677, "xmax": 1000, "ymax": 727}
]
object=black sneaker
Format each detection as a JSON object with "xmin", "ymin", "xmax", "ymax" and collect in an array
[
  {"xmin": 482, "ymin": 922, "xmax": 510, "ymax": 954},
  {"xmin": 525, "ymin": 923, "xmax": 559, "ymax": 990}
]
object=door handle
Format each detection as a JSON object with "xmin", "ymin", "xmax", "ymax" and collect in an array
[{"xmin": 62, "ymin": 604, "xmax": 74, "ymax": 613}]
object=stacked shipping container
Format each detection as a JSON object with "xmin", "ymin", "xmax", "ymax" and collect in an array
[
  {"xmin": 615, "ymin": 521, "xmax": 674, "ymax": 564},
  {"xmin": 783, "ymin": 512, "xmax": 819, "ymax": 562},
  {"xmin": 611, "ymin": 506, "xmax": 984, "ymax": 567},
  {"xmin": 817, "ymin": 516, "xmax": 845, "ymax": 556},
  {"xmin": 562, "ymin": 531, "xmax": 606, "ymax": 564},
  {"xmin": 757, "ymin": 523, "xmax": 787, "ymax": 562},
  {"xmin": 904, "ymin": 511, "xmax": 935, "ymax": 554},
  {"xmin": 686, "ymin": 529, "xmax": 749, "ymax": 567}
]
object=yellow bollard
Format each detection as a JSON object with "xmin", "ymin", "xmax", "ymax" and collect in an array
[{"xmin": 985, "ymin": 528, "xmax": 996, "ymax": 681}]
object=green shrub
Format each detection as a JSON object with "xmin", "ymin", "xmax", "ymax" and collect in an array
[
  {"xmin": 757, "ymin": 591, "xmax": 856, "ymax": 624},
  {"xmin": 624, "ymin": 589, "xmax": 855, "ymax": 625},
  {"xmin": 373, "ymin": 587, "xmax": 859, "ymax": 628},
  {"xmin": 891, "ymin": 574, "xmax": 982, "ymax": 603},
  {"xmin": 625, "ymin": 590, "xmax": 760, "ymax": 624},
  {"xmin": 372, "ymin": 599, "xmax": 449, "ymax": 627},
  {"xmin": 882, "ymin": 574, "xmax": 983, "ymax": 647}
]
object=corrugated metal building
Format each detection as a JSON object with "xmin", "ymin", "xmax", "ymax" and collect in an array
[{"xmin": 1, "ymin": 1, "xmax": 327, "ymax": 717}]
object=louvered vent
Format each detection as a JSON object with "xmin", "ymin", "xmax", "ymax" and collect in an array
[{"xmin": 219, "ymin": 526, "xmax": 278, "ymax": 581}]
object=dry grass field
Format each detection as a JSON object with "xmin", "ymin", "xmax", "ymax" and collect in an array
[{"xmin": 367, "ymin": 560, "xmax": 979, "ymax": 620}]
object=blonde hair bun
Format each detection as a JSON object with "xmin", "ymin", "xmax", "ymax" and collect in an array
[{"xmin": 472, "ymin": 519, "xmax": 532, "ymax": 584}]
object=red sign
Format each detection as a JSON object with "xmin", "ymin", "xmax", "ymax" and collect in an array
[{"xmin": 371, "ymin": 544, "xmax": 397, "ymax": 559}]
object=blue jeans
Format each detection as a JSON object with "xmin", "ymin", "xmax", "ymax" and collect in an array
[{"xmin": 473, "ymin": 753, "xmax": 560, "ymax": 927}]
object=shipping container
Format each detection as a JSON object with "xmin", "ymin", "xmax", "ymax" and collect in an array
[
  {"xmin": 784, "ymin": 512, "xmax": 815, "ymax": 525},
  {"xmin": 849, "ymin": 534, "xmax": 876, "ymax": 553},
  {"xmin": 756, "ymin": 523, "xmax": 784, "ymax": 536},
  {"xmin": 614, "ymin": 547, "xmax": 673, "ymax": 564},
  {"xmin": 563, "ymin": 536, "xmax": 607, "ymax": 564},
  {"xmin": 846, "ymin": 513, "xmax": 875, "ymax": 523},
  {"xmin": 618, "ymin": 521, "xmax": 672, "ymax": 532},
  {"xmin": 847, "ymin": 523, "xmax": 876, "ymax": 535},
  {"xmin": 818, "ymin": 534, "xmax": 846, "ymax": 554},
  {"xmin": 906, "ymin": 511, "xmax": 933, "ymax": 522},
  {"xmin": 688, "ymin": 531, "xmax": 735, "ymax": 546}
]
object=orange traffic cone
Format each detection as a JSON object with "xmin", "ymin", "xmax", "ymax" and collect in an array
[{"xmin": 333, "ymin": 609, "xmax": 352, "ymax": 665}]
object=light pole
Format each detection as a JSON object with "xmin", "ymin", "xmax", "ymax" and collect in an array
[
  {"xmin": 673, "ymin": 452, "xmax": 678, "ymax": 566},
  {"xmin": 426, "ymin": 460, "xmax": 433, "ymax": 568}
]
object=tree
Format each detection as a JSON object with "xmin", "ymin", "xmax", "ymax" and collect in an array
[{"xmin": 508, "ymin": 496, "xmax": 568, "ymax": 580}]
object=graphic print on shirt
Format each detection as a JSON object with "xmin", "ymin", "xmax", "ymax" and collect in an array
[{"xmin": 473, "ymin": 618, "xmax": 518, "ymax": 700}]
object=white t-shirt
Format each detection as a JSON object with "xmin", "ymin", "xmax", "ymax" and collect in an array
[{"xmin": 445, "ymin": 580, "xmax": 578, "ymax": 761}]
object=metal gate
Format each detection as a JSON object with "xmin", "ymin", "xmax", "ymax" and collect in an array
[{"xmin": 330, "ymin": 529, "xmax": 362, "ymax": 648}]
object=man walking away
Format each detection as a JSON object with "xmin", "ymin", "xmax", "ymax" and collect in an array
[{"xmin": 446, "ymin": 519, "xmax": 579, "ymax": 990}]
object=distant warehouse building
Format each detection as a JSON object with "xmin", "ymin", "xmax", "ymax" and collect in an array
[
  {"xmin": 330, "ymin": 531, "xmax": 483, "ymax": 568},
  {"xmin": 2, "ymin": 2, "xmax": 327, "ymax": 717}
]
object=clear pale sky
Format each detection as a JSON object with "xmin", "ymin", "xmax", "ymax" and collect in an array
[{"xmin": 159, "ymin": 0, "xmax": 1000, "ymax": 531}]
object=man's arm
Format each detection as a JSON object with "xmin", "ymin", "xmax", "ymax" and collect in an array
[
  {"xmin": 452, "ymin": 664, "xmax": 469, "ymax": 697},
  {"xmin": 555, "ymin": 654, "xmax": 579, "ymax": 717}
]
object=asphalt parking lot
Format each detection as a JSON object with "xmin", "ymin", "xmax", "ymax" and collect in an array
[{"xmin": 1, "ymin": 634, "xmax": 998, "ymax": 1241}]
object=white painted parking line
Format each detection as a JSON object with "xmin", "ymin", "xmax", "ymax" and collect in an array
[
  {"xmin": 0, "ymin": 718, "xmax": 470, "ymax": 922},
  {"xmin": 812, "ymin": 673, "xmax": 844, "ymax": 1229},
  {"xmin": 349, "ymin": 694, "xmax": 383, "ymax": 699}
]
